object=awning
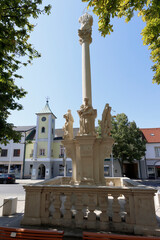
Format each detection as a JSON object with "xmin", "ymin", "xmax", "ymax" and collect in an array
[{"xmin": 146, "ymin": 160, "xmax": 160, "ymax": 166}]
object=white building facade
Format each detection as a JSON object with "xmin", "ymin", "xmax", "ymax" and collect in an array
[
  {"xmin": 0, "ymin": 126, "xmax": 35, "ymax": 178},
  {"xmin": 141, "ymin": 128, "xmax": 160, "ymax": 179}
]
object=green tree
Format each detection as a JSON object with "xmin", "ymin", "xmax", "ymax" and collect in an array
[
  {"xmin": 0, "ymin": 0, "xmax": 51, "ymax": 145},
  {"xmin": 82, "ymin": 0, "xmax": 160, "ymax": 84},
  {"xmin": 111, "ymin": 113, "xmax": 146, "ymax": 175},
  {"xmin": 97, "ymin": 119, "xmax": 102, "ymax": 137}
]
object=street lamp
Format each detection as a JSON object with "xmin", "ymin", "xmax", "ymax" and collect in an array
[
  {"xmin": 22, "ymin": 132, "xmax": 27, "ymax": 179},
  {"xmin": 110, "ymin": 152, "xmax": 114, "ymax": 177}
]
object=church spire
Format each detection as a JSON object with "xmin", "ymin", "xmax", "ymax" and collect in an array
[{"xmin": 36, "ymin": 99, "xmax": 57, "ymax": 118}]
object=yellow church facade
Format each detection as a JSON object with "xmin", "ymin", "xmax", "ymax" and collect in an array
[{"xmin": 24, "ymin": 101, "xmax": 74, "ymax": 179}]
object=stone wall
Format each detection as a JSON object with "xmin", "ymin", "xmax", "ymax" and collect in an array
[{"xmin": 21, "ymin": 182, "xmax": 159, "ymax": 236}]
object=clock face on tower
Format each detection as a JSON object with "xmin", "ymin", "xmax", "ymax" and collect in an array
[{"xmin": 41, "ymin": 117, "xmax": 46, "ymax": 122}]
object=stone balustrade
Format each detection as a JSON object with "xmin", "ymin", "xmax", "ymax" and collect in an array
[{"xmin": 21, "ymin": 184, "xmax": 158, "ymax": 236}]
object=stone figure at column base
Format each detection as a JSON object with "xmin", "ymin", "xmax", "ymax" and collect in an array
[
  {"xmin": 101, "ymin": 103, "xmax": 112, "ymax": 138},
  {"xmin": 63, "ymin": 109, "xmax": 74, "ymax": 140},
  {"xmin": 77, "ymin": 98, "xmax": 97, "ymax": 136}
]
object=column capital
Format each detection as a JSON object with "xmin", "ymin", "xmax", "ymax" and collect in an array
[
  {"xmin": 78, "ymin": 29, "xmax": 92, "ymax": 45},
  {"xmin": 78, "ymin": 13, "xmax": 93, "ymax": 45}
]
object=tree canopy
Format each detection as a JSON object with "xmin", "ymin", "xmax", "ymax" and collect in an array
[
  {"xmin": 0, "ymin": 0, "xmax": 51, "ymax": 145},
  {"xmin": 111, "ymin": 113, "xmax": 146, "ymax": 174},
  {"xmin": 82, "ymin": 0, "xmax": 160, "ymax": 84}
]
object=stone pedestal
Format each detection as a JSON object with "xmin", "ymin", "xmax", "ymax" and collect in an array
[
  {"xmin": 3, "ymin": 197, "xmax": 17, "ymax": 216},
  {"xmin": 62, "ymin": 135, "xmax": 114, "ymax": 185}
]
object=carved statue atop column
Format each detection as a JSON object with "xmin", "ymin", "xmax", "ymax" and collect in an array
[
  {"xmin": 77, "ymin": 98, "xmax": 97, "ymax": 135},
  {"xmin": 78, "ymin": 13, "xmax": 93, "ymax": 45},
  {"xmin": 101, "ymin": 103, "xmax": 112, "ymax": 137},
  {"xmin": 63, "ymin": 109, "xmax": 74, "ymax": 140}
]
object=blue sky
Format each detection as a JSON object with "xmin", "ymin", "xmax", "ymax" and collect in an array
[{"xmin": 8, "ymin": 0, "xmax": 160, "ymax": 129}]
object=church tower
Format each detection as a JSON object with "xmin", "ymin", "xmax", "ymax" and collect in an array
[{"xmin": 32, "ymin": 100, "xmax": 56, "ymax": 179}]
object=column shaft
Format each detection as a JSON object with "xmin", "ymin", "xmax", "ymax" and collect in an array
[{"xmin": 82, "ymin": 42, "xmax": 92, "ymax": 105}]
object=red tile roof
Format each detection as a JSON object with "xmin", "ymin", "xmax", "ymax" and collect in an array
[{"xmin": 140, "ymin": 128, "xmax": 160, "ymax": 143}]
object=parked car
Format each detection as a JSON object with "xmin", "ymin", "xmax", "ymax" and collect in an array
[
  {"xmin": 0, "ymin": 174, "xmax": 16, "ymax": 184},
  {"xmin": 148, "ymin": 173, "xmax": 155, "ymax": 179}
]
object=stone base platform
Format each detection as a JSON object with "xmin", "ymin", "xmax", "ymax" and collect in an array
[{"xmin": 21, "ymin": 177, "xmax": 160, "ymax": 237}]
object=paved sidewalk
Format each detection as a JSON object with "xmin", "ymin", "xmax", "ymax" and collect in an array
[
  {"xmin": 0, "ymin": 179, "xmax": 82, "ymax": 239},
  {"xmin": 0, "ymin": 179, "xmax": 43, "ymax": 228}
]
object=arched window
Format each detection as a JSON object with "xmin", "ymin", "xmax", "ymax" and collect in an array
[{"xmin": 41, "ymin": 127, "xmax": 45, "ymax": 133}]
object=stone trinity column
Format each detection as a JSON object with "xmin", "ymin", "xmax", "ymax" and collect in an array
[{"xmin": 78, "ymin": 13, "xmax": 93, "ymax": 106}]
